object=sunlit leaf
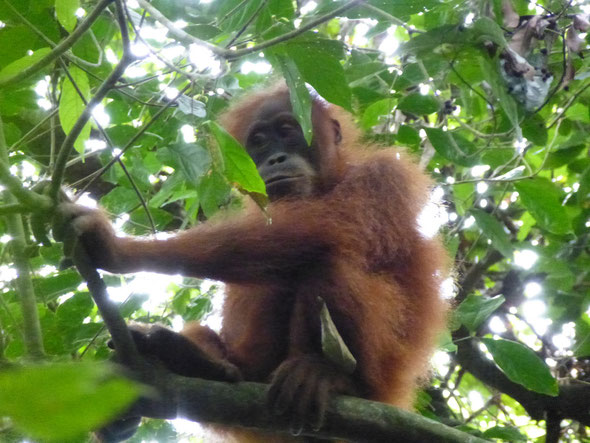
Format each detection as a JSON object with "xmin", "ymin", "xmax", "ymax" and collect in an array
[
  {"xmin": 482, "ymin": 338, "xmax": 559, "ymax": 396},
  {"xmin": 55, "ymin": 0, "xmax": 79, "ymax": 32},
  {"xmin": 455, "ymin": 294, "xmax": 505, "ymax": 332},
  {"xmin": 59, "ymin": 65, "xmax": 91, "ymax": 154},
  {"xmin": 0, "ymin": 48, "xmax": 52, "ymax": 83},
  {"xmin": 209, "ymin": 122, "xmax": 266, "ymax": 195}
]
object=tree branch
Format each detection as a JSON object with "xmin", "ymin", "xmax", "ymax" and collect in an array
[
  {"xmin": 0, "ymin": 117, "xmax": 44, "ymax": 359},
  {"xmin": 50, "ymin": 0, "xmax": 134, "ymax": 201},
  {"xmin": 454, "ymin": 328, "xmax": 590, "ymax": 425},
  {"xmin": 120, "ymin": 367, "xmax": 488, "ymax": 443},
  {"xmin": 134, "ymin": 0, "xmax": 365, "ymax": 60}
]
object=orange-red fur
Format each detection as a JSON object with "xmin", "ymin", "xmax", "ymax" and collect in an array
[{"xmin": 109, "ymin": 85, "xmax": 448, "ymax": 439}]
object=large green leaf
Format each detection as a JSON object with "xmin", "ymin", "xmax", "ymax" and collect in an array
[
  {"xmin": 482, "ymin": 338, "xmax": 559, "ymax": 396},
  {"xmin": 425, "ymin": 128, "xmax": 480, "ymax": 166},
  {"xmin": 454, "ymin": 294, "xmax": 505, "ymax": 332},
  {"xmin": 472, "ymin": 17, "xmax": 507, "ymax": 48},
  {"xmin": 0, "ymin": 362, "xmax": 141, "ymax": 441},
  {"xmin": 272, "ymin": 54, "xmax": 313, "ymax": 145},
  {"xmin": 483, "ymin": 426, "xmax": 527, "ymax": 441},
  {"xmin": 397, "ymin": 93, "xmax": 440, "ymax": 115},
  {"xmin": 278, "ymin": 37, "xmax": 351, "ymax": 110},
  {"xmin": 0, "ymin": 47, "xmax": 52, "ymax": 83},
  {"xmin": 55, "ymin": 0, "xmax": 79, "ymax": 32},
  {"xmin": 361, "ymin": 98, "xmax": 394, "ymax": 130},
  {"xmin": 59, "ymin": 65, "xmax": 91, "ymax": 154},
  {"xmin": 166, "ymin": 142, "xmax": 211, "ymax": 187},
  {"xmin": 514, "ymin": 178, "xmax": 572, "ymax": 235},
  {"xmin": 209, "ymin": 121, "xmax": 266, "ymax": 195},
  {"xmin": 100, "ymin": 187, "xmax": 139, "ymax": 215},
  {"xmin": 471, "ymin": 209, "xmax": 513, "ymax": 258}
]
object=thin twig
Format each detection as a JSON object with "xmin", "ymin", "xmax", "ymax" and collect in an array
[
  {"xmin": 58, "ymin": 58, "xmax": 156, "ymax": 233},
  {"xmin": 225, "ymin": 0, "xmax": 269, "ymax": 48},
  {"xmin": 50, "ymin": 2, "xmax": 136, "ymax": 201},
  {"xmin": 135, "ymin": 0, "xmax": 365, "ymax": 60},
  {"xmin": 75, "ymin": 83, "xmax": 192, "ymax": 197}
]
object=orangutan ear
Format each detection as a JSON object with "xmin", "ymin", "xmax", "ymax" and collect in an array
[{"xmin": 332, "ymin": 119, "xmax": 342, "ymax": 145}]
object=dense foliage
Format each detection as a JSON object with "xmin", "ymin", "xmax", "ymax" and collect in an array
[{"xmin": 1, "ymin": 0, "xmax": 590, "ymax": 441}]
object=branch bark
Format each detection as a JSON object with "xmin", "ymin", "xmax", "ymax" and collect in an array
[
  {"xmin": 121, "ymin": 367, "xmax": 489, "ymax": 443},
  {"xmin": 0, "ymin": 116, "xmax": 44, "ymax": 359}
]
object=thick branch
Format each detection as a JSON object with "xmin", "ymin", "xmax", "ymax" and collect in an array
[
  {"xmin": 0, "ymin": 117, "xmax": 44, "ymax": 359},
  {"xmin": 0, "ymin": 161, "xmax": 52, "ymax": 210},
  {"xmin": 129, "ymin": 369, "xmax": 487, "ymax": 443},
  {"xmin": 0, "ymin": 0, "xmax": 113, "ymax": 87}
]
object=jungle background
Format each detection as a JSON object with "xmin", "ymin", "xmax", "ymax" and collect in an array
[{"xmin": 1, "ymin": 0, "xmax": 590, "ymax": 441}]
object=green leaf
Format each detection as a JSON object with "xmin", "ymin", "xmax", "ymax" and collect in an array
[
  {"xmin": 479, "ymin": 56, "xmax": 521, "ymax": 138},
  {"xmin": 483, "ymin": 426, "xmax": 527, "ymax": 441},
  {"xmin": 470, "ymin": 209, "xmax": 513, "ymax": 258},
  {"xmin": 425, "ymin": 128, "xmax": 480, "ymax": 166},
  {"xmin": 209, "ymin": 121, "xmax": 266, "ymax": 195},
  {"xmin": 100, "ymin": 187, "xmax": 139, "ymax": 215},
  {"xmin": 545, "ymin": 145, "xmax": 585, "ymax": 170},
  {"xmin": 269, "ymin": 54, "xmax": 313, "ymax": 145},
  {"xmin": 361, "ymin": 98, "xmax": 394, "ymax": 130},
  {"xmin": 402, "ymin": 25, "xmax": 464, "ymax": 56},
  {"xmin": 514, "ymin": 178, "xmax": 572, "ymax": 235},
  {"xmin": 0, "ymin": 362, "xmax": 141, "ymax": 441},
  {"xmin": 397, "ymin": 93, "xmax": 439, "ymax": 115},
  {"xmin": 55, "ymin": 0, "xmax": 79, "ymax": 32},
  {"xmin": 198, "ymin": 170, "xmax": 231, "ymax": 219},
  {"xmin": 33, "ymin": 270, "xmax": 82, "ymax": 301},
  {"xmin": 166, "ymin": 142, "xmax": 211, "ymax": 187},
  {"xmin": 574, "ymin": 314, "xmax": 590, "ymax": 357},
  {"xmin": 455, "ymin": 294, "xmax": 505, "ymax": 332},
  {"xmin": 521, "ymin": 114, "xmax": 548, "ymax": 146},
  {"xmin": 279, "ymin": 37, "xmax": 351, "ymax": 110},
  {"xmin": 0, "ymin": 47, "xmax": 52, "ymax": 83},
  {"xmin": 438, "ymin": 329, "xmax": 457, "ymax": 353},
  {"xmin": 397, "ymin": 92, "xmax": 440, "ymax": 115},
  {"xmin": 578, "ymin": 165, "xmax": 590, "ymax": 205},
  {"xmin": 59, "ymin": 65, "xmax": 91, "ymax": 154},
  {"xmin": 481, "ymin": 338, "xmax": 559, "ymax": 396},
  {"xmin": 472, "ymin": 17, "xmax": 507, "ymax": 48},
  {"xmin": 319, "ymin": 297, "xmax": 357, "ymax": 374},
  {"xmin": 396, "ymin": 125, "xmax": 420, "ymax": 146}
]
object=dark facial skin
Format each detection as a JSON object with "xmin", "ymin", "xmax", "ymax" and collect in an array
[{"xmin": 245, "ymin": 97, "xmax": 319, "ymax": 201}]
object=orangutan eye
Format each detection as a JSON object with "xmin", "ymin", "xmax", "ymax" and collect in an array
[{"xmin": 251, "ymin": 132, "xmax": 267, "ymax": 145}]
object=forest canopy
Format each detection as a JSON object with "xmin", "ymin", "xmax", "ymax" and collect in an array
[{"xmin": 1, "ymin": 0, "xmax": 590, "ymax": 441}]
